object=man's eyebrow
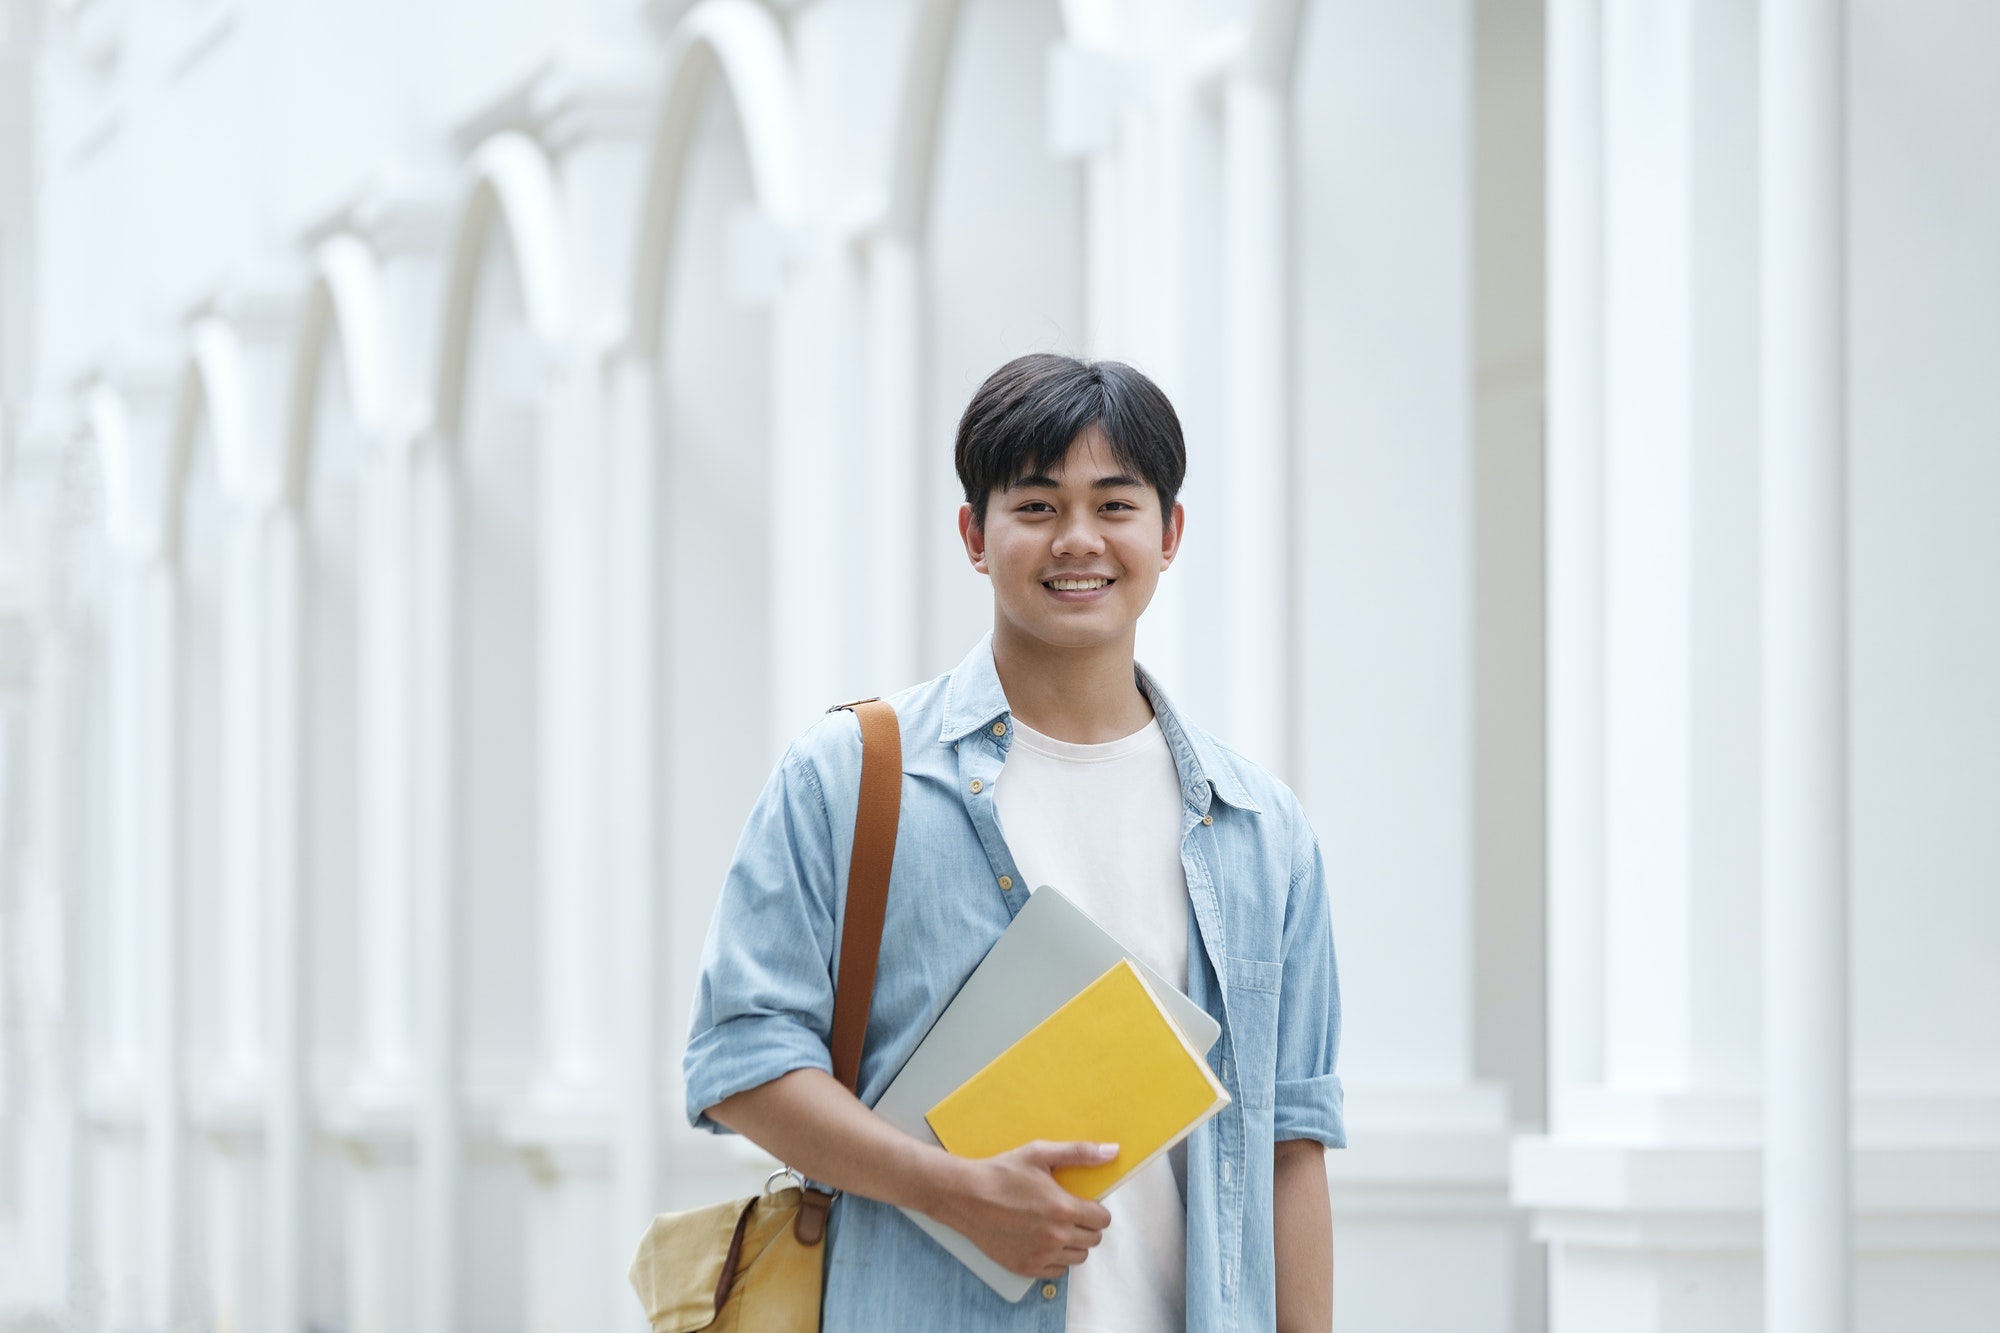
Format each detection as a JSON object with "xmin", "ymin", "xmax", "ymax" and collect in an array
[
  {"xmin": 1003, "ymin": 472, "xmax": 1147, "ymax": 492},
  {"xmin": 1005, "ymin": 474, "xmax": 1061, "ymax": 491}
]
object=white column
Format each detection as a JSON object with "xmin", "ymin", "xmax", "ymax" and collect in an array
[
  {"xmin": 2, "ymin": 473, "xmax": 92, "ymax": 1317},
  {"xmin": 767, "ymin": 257, "xmax": 851, "ymax": 742},
  {"xmin": 1760, "ymin": 0, "xmax": 1850, "ymax": 1328},
  {"xmin": 210, "ymin": 503, "xmax": 270, "ymax": 1333},
  {"xmin": 532, "ymin": 339, "xmax": 609, "ymax": 1101},
  {"xmin": 534, "ymin": 95, "xmax": 646, "ymax": 1117},
  {"xmin": 1221, "ymin": 71, "xmax": 1291, "ymax": 779},
  {"xmin": 1516, "ymin": 2, "xmax": 1775, "ymax": 1329},
  {"xmin": 603, "ymin": 344, "xmax": 661, "ymax": 1307},
  {"xmin": 85, "ymin": 531, "xmax": 147, "ymax": 1331},
  {"xmin": 140, "ymin": 558, "xmax": 186, "ymax": 1331},
  {"xmin": 263, "ymin": 508, "xmax": 306, "ymax": 1333},
  {"xmin": 1122, "ymin": 86, "xmax": 1195, "ymax": 697},
  {"xmin": 408, "ymin": 439, "xmax": 460, "ymax": 1333},
  {"xmin": 355, "ymin": 447, "xmax": 417, "ymax": 1096},
  {"xmin": 216, "ymin": 507, "xmax": 268, "ymax": 1090},
  {"xmin": 345, "ymin": 436, "xmax": 421, "ymax": 1333},
  {"xmin": 339, "ymin": 200, "xmax": 446, "ymax": 1333},
  {"xmin": 539, "ymin": 96, "xmax": 653, "ymax": 1331},
  {"xmin": 863, "ymin": 232, "xmax": 922, "ymax": 691},
  {"xmin": 1294, "ymin": 4, "xmax": 1525, "ymax": 1329},
  {"xmin": 1082, "ymin": 151, "xmax": 1123, "ymax": 360},
  {"xmin": 1543, "ymin": 0, "xmax": 1605, "ymax": 1123},
  {"xmin": 520, "ymin": 337, "xmax": 619, "ymax": 1333},
  {"xmin": 91, "ymin": 378, "xmax": 169, "ymax": 1330},
  {"xmin": 1, "ymin": 568, "xmax": 31, "ymax": 1294},
  {"xmin": 349, "ymin": 208, "xmax": 435, "ymax": 1117}
]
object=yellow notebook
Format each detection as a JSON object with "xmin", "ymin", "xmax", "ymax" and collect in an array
[{"xmin": 924, "ymin": 958, "xmax": 1231, "ymax": 1199}]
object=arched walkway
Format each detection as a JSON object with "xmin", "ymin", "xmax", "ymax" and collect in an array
[
  {"xmin": 620, "ymin": 0, "xmax": 800, "ymax": 1214},
  {"xmin": 416, "ymin": 127, "xmax": 573, "ymax": 1331}
]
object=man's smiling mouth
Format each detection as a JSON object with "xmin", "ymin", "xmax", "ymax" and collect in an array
[{"xmin": 1045, "ymin": 577, "xmax": 1113, "ymax": 591}]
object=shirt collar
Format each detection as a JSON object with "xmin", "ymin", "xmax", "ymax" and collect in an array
[
  {"xmin": 938, "ymin": 634, "xmax": 1263, "ymax": 816},
  {"xmin": 938, "ymin": 634, "xmax": 1014, "ymax": 744}
]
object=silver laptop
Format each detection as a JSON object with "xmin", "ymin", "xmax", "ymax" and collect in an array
[{"xmin": 869, "ymin": 885, "xmax": 1220, "ymax": 1301}]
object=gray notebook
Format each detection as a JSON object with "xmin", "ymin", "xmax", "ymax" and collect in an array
[{"xmin": 869, "ymin": 885, "xmax": 1221, "ymax": 1301}]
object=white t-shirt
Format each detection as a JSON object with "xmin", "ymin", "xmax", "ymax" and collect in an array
[{"xmin": 993, "ymin": 715, "xmax": 1189, "ymax": 1333}]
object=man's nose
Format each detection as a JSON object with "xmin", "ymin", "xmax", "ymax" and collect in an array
[{"xmin": 1051, "ymin": 511, "xmax": 1106, "ymax": 556}]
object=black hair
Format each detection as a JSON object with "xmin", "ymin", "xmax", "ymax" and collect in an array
[{"xmin": 954, "ymin": 353, "xmax": 1186, "ymax": 526}]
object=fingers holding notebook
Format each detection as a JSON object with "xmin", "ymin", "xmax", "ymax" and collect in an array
[{"xmin": 928, "ymin": 1139, "xmax": 1118, "ymax": 1278}]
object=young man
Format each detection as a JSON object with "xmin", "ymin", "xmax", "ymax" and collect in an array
[{"xmin": 684, "ymin": 354, "xmax": 1344, "ymax": 1330}]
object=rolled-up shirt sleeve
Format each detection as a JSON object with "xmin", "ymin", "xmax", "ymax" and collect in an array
[
  {"xmin": 683, "ymin": 738, "xmax": 844, "ymax": 1133},
  {"xmin": 1273, "ymin": 822, "xmax": 1346, "ymax": 1147}
]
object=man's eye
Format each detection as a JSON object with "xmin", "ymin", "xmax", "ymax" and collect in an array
[
  {"xmin": 1018, "ymin": 501, "xmax": 1055, "ymax": 513},
  {"xmin": 1101, "ymin": 500, "xmax": 1135, "ymax": 512}
]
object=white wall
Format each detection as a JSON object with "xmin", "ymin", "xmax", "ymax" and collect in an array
[{"xmin": 1848, "ymin": 0, "xmax": 2000, "ymax": 1101}]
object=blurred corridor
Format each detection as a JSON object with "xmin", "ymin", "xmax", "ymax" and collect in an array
[{"xmin": 0, "ymin": 0, "xmax": 1994, "ymax": 1329}]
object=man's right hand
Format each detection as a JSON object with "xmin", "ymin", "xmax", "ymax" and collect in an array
[{"xmin": 930, "ymin": 1140, "xmax": 1117, "ymax": 1279}]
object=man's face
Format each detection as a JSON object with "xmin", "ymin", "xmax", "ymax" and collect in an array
[{"xmin": 958, "ymin": 427, "xmax": 1185, "ymax": 653}]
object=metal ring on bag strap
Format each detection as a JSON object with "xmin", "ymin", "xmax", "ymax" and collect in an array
[{"xmin": 768, "ymin": 1165, "xmax": 838, "ymax": 1205}]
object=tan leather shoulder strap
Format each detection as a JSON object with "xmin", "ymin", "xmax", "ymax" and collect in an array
[
  {"xmin": 826, "ymin": 697, "xmax": 901, "ymax": 1094},
  {"xmin": 795, "ymin": 697, "xmax": 901, "ymax": 1246}
]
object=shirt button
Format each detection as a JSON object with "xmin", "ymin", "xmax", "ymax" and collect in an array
[
  {"xmin": 1041, "ymin": 1283, "xmax": 1057, "ymax": 1300},
  {"xmin": 998, "ymin": 875, "xmax": 1013, "ymax": 890},
  {"xmin": 969, "ymin": 778, "xmax": 983, "ymax": 794},
  {"xmin": 992, "ymin": 721, "xmax": 1007, "ymax": 736},
  {"xmin": 1202, "ymin": 814, "xmax": 1214, "ymax": 825},
  {"xmin": 1222, "ymin": 1160, "xmax": 1233, "ymax": 1182}
]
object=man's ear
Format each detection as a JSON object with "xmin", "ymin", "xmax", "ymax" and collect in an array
[
  {"xmin": 958, "ymin": 503, "xmax": 990, "ymax": 575},
  {"xmin": 1158, "ymin": 502, "xmax": 1186, "ymax": 570}
]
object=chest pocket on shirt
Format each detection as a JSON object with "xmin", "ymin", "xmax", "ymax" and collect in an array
[{"xmin": 1224, "ymin": 956, "xmax": 1281, "ymax": 1110}]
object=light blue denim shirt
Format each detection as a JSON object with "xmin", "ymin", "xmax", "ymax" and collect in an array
[{"xmin": 684, "ymin": 636, "xmax": 1345, "ymax": 1331}]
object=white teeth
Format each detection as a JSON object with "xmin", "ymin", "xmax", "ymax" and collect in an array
[{"xmin": 1047, "ymin": 578, "xmax": 1109, "ymax": 591}]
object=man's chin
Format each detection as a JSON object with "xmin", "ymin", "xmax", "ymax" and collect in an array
[{"xmin": 998, "ymin": 611, "xmax": 1135, "ymax": 654}]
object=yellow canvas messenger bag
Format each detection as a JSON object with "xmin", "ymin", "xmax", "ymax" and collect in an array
[{"xmin": 628, "ymin": 698, "xmax": 903, "ymax": 1332}]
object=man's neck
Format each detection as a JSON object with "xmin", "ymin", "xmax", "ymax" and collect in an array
[{"xmin": 990, "ymin": 622, "xmax": 1155, "ymax": 745}]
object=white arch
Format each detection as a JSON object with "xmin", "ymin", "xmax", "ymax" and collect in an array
[
  {"xmin": 1057, "ymin": 0, "xmax": 1117, "ymax": 48},
  {"xmin": 878, "ymin": 0, "xmax": 1302, "ymax": 243},
  {"xmin": 282, "ymin": 234, "xmax": 396, "ymax": 505},
  {"xmin": 1058, "ymin": 0, "xmax": 1303, "ymax": 81},
  {"xmin": 627, "ymin": 0, "xmax": 801, "ymax": 356},
  {"xmin": 1243, "ymin": 0, "xmax": 1307, "ymax": 87},
  {"xmin": 433, "ymin": 130, "xmax": 570, "ymax": 444},
  {"xmin": 163, "ymin": 319, "xmax": 259, "ymax": 565},
  {"xmin": 85, "ymin": 383, "xmax": 141, "ymax": 555},
  {"xmin": 879, "ymin": 0, "xmax": 1104, "ymax": 244},
  {"xmin": 878, "ymin": 0, "xmax": 960, "ymax": 242}
]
